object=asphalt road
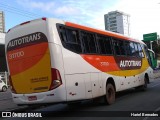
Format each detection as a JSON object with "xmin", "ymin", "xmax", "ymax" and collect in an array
[
  {"xmin": 1, "ymin": 78, "xmax": 160, "ymax": 120},
  {"xmin": 0, "ymin": 89, "xmax": 16, "ymax": 111}
]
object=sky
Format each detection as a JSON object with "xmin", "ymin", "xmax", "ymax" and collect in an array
[{"xmin": 0, "ymin": 0, "xmax": 160, "ymax": 40}]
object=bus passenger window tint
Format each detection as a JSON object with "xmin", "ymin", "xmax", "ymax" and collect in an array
[
  {"xmin": 133, "ymin": 43, "xmax": 140, "ymax": 57},
  {"xmin": 113, "ymin": 40, "xmax": 120, "ymax": 55},
  {"xmin": 97, "ymin": 35, "xmax": 112, "ymax": 55},
  {"xmin": 138, "ymin": 44, "xmax": 144, "ymax": 57},
  {"xmin": 81, "ymin": 32, "xmax": 97, "ymax": 54},
  {"xmin": 124, "ymin": 42, "xmax": 131, "ymax": 56},
  {"xmin": 66, "ymin": 29, "xmax": 79, "ymax": 43},
  {"xmin": 59, "ymin": 26, "xmax": 67, "ymax": 42},
  {"xmin": 129, "ymin": 42, "xmax": 136, "ymax": 56},
  {"xmin": 113, "ymin": 39, "xmax": 125, "ymax": 56},
  {"xmin": 119, "ymin": 40, "xmax": 125, "ymax": 55},
  {"xmin": 66, "ymin": 29, "xmax": 82, "ymax": 53},
  {"xmin": 58, "ymin": 25, "xmax": 82, "ymax": 53}
]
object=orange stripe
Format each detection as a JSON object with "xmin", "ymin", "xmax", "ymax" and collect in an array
[
  {"xmin": 81, "ymin": 55, "xmax": 120, "ymax": 72},
  {"xmin": 65, "ymin": 22, "xmax": 143, "ymax": 44}
]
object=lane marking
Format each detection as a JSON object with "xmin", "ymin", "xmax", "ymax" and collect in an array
[{"xmin": 150, "ymin": 83, "xmax": 160, "ymax": 88}]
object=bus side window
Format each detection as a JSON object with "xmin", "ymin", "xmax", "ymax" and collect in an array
[
  {"xmin": 65, "ymin": 28, "xmax": 82, "ymax": 53},
  {"xmin": 97, "ymin": 35, "xmax": 112, "ymax": 55},
  {"xmin": 119, "ymin": 40, "xmax": 126, "ymax": 56},
  {"xmin": 66, "ymin": 29, "xmax": 79, "ymax": 43},
  {"xmin": 113, "ymin": 39, "xmax": 120, "ymax": 55},
  {"xmin": 129, "ymin": 42, "xmax": 136, "ymax": 57},
  {"xmin": 137, "ymin": 44, "xmax": 144, "ymax": 58},
  {"xmin": 124, "ymin": 41, "xmax": 131, "ymax": 56},
  {"xmin": 133, "ymin": 43, "xmax": 140, "ymax": 57},
  {"xmin": 81, "ymin": 31, "xmax": 97, "ymax": 54},
  {"xmin": 59, "ymin": 26, "xmax": 67, "ymax": 42},
  {"xmin": 58, "ymin": 25, "xmax": 82, "ymax": 53},
  {"xmin": 113, "ymin": 39, "xmax": 125, "ymax": 56}
]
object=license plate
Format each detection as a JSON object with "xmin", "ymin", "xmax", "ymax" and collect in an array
[{"xmin": 28, "ymin": 96, "xmax": 37, "ymax": 101}]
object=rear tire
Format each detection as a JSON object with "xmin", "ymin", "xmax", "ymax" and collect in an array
[{"xmin": 104, "ymin": 83, "xmax": 115, "ymax": 105}]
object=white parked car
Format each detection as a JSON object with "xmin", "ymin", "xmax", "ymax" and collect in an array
[{"xmin": 0, "ymin": 80, "xmax": 8, "ymax": 92}]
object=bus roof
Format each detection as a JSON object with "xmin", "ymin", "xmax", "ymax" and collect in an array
[
  {"xmin": 7, "ymin": 18, "xmax": 47, "ymax": 33},
  {"xmin": 7, "ymin": 17, "xmax": 144, "ymax": 45}
]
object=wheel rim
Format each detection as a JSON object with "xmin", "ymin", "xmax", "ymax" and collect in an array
[
  {"xmin": 144, "ymin": 78, "xmax": 147, "ymax": 88},
  {"xmin": 2, "ymin": 86, "xmax": 6, "ymax": 92},
  {"xmin": 106, "ymin": 84, "xmax": 115, "ymax": 104},
  {"xmin": 108, "ymin": 88, "xmax": 113, "ymax": 100}
]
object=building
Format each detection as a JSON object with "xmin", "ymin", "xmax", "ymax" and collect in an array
[
  {"xmin": 0, "ymin": 11, "xmax": 5, "ymax": 33},
  {"xmin": 0, "ymin": 33, "xmax": 5, "ymax": 44},
  {"xmin": 104, "ymin": 10, "xmax": 130, "ymax": 36}
]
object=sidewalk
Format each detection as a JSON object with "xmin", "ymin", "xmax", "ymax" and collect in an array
[
  {"xmin": 0, "ymin": 89, "xmax": 17, "ymax": 111},
  {"xmin": 153, "ymin": 69, "xmax": 160, "ymax": 78}
]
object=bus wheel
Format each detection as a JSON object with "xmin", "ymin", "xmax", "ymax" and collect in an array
[
  {"xmin": 135, "ymin": 77, "xmax": 148, "ymax": 91},
  {"xmin": 142, "ymin": 76, "xmax": 148, "ymax": 90},
  {"xmin": 105, "ymin": 83, "xmax": 115, "ymax": 105}
]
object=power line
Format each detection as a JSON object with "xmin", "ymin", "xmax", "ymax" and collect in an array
[
  {"xmin": 0, "ymin": 1, "xmax": 42, "ymax": 18},
  {"xmin": 0, "ymin": 5, "xmax": 39, "ymax": 18},
  {"xmin": 0, "ymin": 1, "xmax": 42, "ymax": 16},
  {"xmin": 0, "ymin": 2, "xmax": 41, "ymax": 17},
  {"xmin": 0, "ymin": 8, "xmax": 37, "ymax": 19}
]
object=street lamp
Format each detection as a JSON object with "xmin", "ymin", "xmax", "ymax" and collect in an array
[{"xmin": 150, "ymin": 41, "xmax": 153, "ymax": 50}]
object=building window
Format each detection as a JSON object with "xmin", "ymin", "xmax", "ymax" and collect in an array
[
  {"xmin": 109, "ymin": 17, "xmax": 116, "ymax": 21},
  {"xmin": 110, "ymin": 20, "xmax": 116, "ymax": 24},
  {"xmin": 110, "ymin": 24, "xmax": 117, "ymax": 27},
  {"xmin": 110, "ymin": 27, "xmax": 117, "ymax": 31}
]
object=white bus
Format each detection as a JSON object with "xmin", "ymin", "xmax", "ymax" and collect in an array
[{"xmin": 5, "ymin": 18, "xmax": 154, "ymax": 105}]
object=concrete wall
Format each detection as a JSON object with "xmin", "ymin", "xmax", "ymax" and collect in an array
[{"xmin": 0, "ymin": 33, "xmax": 7, "ymax": 72}]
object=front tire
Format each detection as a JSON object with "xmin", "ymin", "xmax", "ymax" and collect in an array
[
  {"xmin": 105, "ymin": 83, "xmax": 115, "ymax": 105},
  {"xmin": 135, "ymin": 76, "xmax": 148, "ymax": 91},
  {"xmin": 142, "ymin": 76, "xmax": 148, "ymax": 91}
]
